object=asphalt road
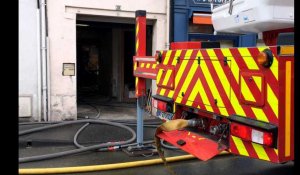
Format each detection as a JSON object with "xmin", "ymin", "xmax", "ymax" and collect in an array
[{"xmin": 19, "ymin": 121, "xmax": 294, "ymax": 175}]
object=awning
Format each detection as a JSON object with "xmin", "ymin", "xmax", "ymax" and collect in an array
[{"xmin": 193, "ymin": 13, "xmax": 212, "ymax": 25}]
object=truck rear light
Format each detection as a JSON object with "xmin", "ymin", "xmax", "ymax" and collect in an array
[
  {"xmin": 231, "ymin": 123, "xmax": 251, "ymax": 140},
  {"xmin": 157, "ymin": 100, "xmax": 167, "ymax": 112},
  {"xmin": 152, "ymin": 98, "xmax": 172, "ymax": 113},
  {"xmin": 230, "ymin": 122, "xmax": 274, "ymax": 147},
  {"xmin": 263, "ymin": 132, "xmax": 273, "ymax": 147}
]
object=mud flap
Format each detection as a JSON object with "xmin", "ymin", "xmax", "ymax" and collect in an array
[{"xmin": 157, "ymin": 130, "xmax": 227, "ymax": 161}]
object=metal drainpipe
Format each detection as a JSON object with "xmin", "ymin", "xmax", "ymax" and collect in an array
[
  {"xmin": 40, "ymin": 0, "xmax": 48, "ymax": 121},
  {"xmin": 165, "ymin": 0, "xmax": 170, "ymax": 49},
  {"xmin": 36, "ymin": 7, "xmax": 42, "ymax": 122},
  {"xmin": 46, "ymin": 37, "xmax": 51, "ymax": 121},
  {"xmin": 169, "ymin": 0, "xmax": 174, "ymax": 44}
]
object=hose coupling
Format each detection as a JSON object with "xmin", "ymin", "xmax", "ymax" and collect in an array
[{"xmin": 187, "ymin": 119, "xmax": 204, "ymax": 128}]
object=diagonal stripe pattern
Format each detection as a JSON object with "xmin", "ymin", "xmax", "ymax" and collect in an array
[{"xmin": 154, "ymin": 46, "xmax": 282, "ymax": 163}]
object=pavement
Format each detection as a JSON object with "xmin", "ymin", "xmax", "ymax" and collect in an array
[{"xmin": 19, "ymin": 101, "xmax": 294, "ymax": 175}]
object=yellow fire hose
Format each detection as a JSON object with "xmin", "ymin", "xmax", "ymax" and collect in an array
[
  {"xmin": 19, "ymin": 119, "xmax": 229, "ymax": 174},
  {"xmin": 19, "ymin": 152, "xmax": 229, "ymax": 174}
]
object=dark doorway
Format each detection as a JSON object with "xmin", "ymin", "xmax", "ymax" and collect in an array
[
  {"xmin": 76, "ymin": 23, "xmax": 112, "ymax": 98},
  {"xmin": 77, "ymin": 20, "xmax": 152, "ymax": 101}
]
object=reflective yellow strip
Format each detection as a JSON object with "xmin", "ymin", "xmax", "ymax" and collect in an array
[
  {"xmin": 185, "ymin": 100, "xmax": 193, "ymax": 107},
  {"xmin": 152, "ymin": 64, "xmax": 156, "ymax": 69},
  {"xmin": 174, "ymin": 50, "xmax": 193, "ymax": 103},
  {"xmin": 134, "ymin": 62, "xmax": 137, "ymax": 71},
  {"xmin": 146, "ymin": 64, "xmax": 150, "ymax": 68},
  {"xmin": 257, "ymin": 46, "xmax": 268, "ymax": 51},
  {"xmin": 167, "ymin": 90, "xmax": 174, "ymax": 98},
  {"xmin": 141, "ymin": 63, "xmax": 145, "ymax": 67},
  {"xmin": 136, "ymin": 39, "xmax": 139, "ymax": 53},
  {"xmin": 186, "ymin": 80, "xmax": 201, "ymax": 107},
  {"xmin": 251, "ymin": 107, "xmax": 269, "ymax": 123},
  {"xmin": 271, "ymin": 56, "xmax": 279, "ymax": 80},
  {"xmin": 204, "ymin": 49, "xmax": 228, "ymax": 116},
  {"xmin": 230, "ymin": 92, "xmax": 246, "ymax": 116},
  {"xmin": 232, "ymin": 136, "xmax": 249, "ymax": 156},
  {"xmin": 175, "ymin": 60, "xmax": 198, "ymax": 104},
  {"xmin": 274, "ymin": 149, "xmax": 278, "ymax": 156},
  {"xmin": 135, "ymin": 22, "xmax": 139, "ymax": 53},
  {"xmin": 241, "ymin": 77, "xmax": 256, "ymax": 102},
  {"xmin": 206, "ymin": 49, "xmax": 214, "ymax": 60},
  {"xmin": 221, "ymin": 49, "xmax": 246, "ymax": 116},
  {"xmin": 208, "ymin": 50, "xmax": 231, "ymax": 100},
  {"xmin": 135, "ymin": 78, "xmax": 138, "ymax": 94},
  {"xmin": 267, "ymin": 84, "xmax": 278, "ymax": 118},
  {"xmin": 175, "ymin": 50, "xmax": 191, "ymax": 86},
  {"xmin": 136, "ymin": 22, "xmax": 139, "ymax": 36},
  {"xmin": 163, "ymin": 50, "xmax": 172, "ymax": 65},
  {"xmin": 156, "ymin": 69, "xmax": 163, "ymax": 85},
  {"xmin": 238, "ymin": 48, "xmax": 259, "ymax": 70},
  {"xmin": 252, "ymin": 143, "xmax": 270, "ymax": 161},
  {"xmin": 253, "ymin": 76, "xmax": 262, "ymax": 91},
  {"xmin": 183, "ymin": 49, "xmax": 194, "ymax": 59},
  {"xmin": 171, "ymin": 50, "xmax": 182, "ymax": 65},
  {"xmin": 280, "ymin": 46, "xmax": 294, "ymax": 55},
  {"xmin": 258, "ymin": 47, "xmax": 278, "ymax": 80},
  {"xmin": 186, "ymin": 82, "xmax": 203, "ymax": 106},
  {"xmin": 285, "ymin": 61, "xmax": 291, "ymax": 157},
  {"xmin": 162, "ymin": 70, "xmax": 173, "ymax": 86},
  {"xmin": 160, "ymin": 88, "xmax": 166, "ymax": 96},
  {"xmin": 222, "ymin": 49, "xmax": 239, "ymax": 82},
  {"xmin": 195, "ymin": 79, "xmax": 213, "ymax": 112}
]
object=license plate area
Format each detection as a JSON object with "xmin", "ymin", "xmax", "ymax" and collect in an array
[{"xmin": 156, "ymin": 110, "xmax": 174, "ymax": 121}]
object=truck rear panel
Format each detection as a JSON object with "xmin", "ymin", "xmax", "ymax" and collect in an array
[{"xmin": 152, "ymin": 46, "xmax": 294, "ymax": 163}]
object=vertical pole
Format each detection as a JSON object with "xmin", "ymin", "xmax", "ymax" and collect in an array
[
  {"xmin": 40, "ymin": 0, "xmax": 48, "ymax": 121},
  {"xmin": 135, "ymin": 10, "xmax": 146, "ymax": 146}
]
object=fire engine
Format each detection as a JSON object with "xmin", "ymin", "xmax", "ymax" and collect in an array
[{"xmin": 133, "ymin": 0, "xmax": 294, "ymax": 163}]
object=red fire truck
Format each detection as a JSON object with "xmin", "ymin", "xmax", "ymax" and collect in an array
[{"xmin": 133, "ymin": 0, "xmax": 294, "ymax": 163}]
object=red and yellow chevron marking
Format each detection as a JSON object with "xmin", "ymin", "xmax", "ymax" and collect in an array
[
  {"xmin": 154, "ymin": 46, "xmax": 294, "ymax": 162},
  {"xmin": 135, "ymin": 21, "xmax": 139, "ymax": 54},
  {"xmin": 133, "ymin": 56, "xmax": 157, "ymax": 79},
  {"xmin": 277, "ymin": 56, "xmax": 294, "ymax": 162},
  {"xmin": 230, "ymin": 136, "xmax": 279, "ymax": 163},
  {"xmin": 284, "ymin": 61, "xmax": 291, "ymax": 157},
  {"xmin": 134, "ymin": 15, "xmax": 146, "ymax": 97},
  {"xmin": 156, "ymin": 47, "xmax": 279, "ymax": 123}
]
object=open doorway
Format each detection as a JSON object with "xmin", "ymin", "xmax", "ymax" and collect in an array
[
  {"xmin": 76, "ymin": 22, "xmax": 112, "ymax": 99},
  {"xmin": 76, "ymin": 18, "xmax": 153, "ymax": 119}
]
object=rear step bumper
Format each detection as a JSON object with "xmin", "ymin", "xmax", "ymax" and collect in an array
[{"xmin": 157, "ymin": 129, "xmax": 228, "ymax": 161}]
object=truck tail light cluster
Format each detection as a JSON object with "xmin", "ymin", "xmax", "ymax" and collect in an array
[
  {"xmin": 157, "ymin": 100, "xmax": 167, "ymax": 112},
  {"xmin": 152, "ymin": 98, "xmax": 172, "ymax": 113},
  {"xmin": 230, "ymin": 122, "xmax": 274, "ymax": 147}
]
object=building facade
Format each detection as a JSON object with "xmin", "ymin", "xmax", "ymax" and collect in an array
[{"xmin": 19, "ymin": 0, "xmax": 169, "ymax": 121}]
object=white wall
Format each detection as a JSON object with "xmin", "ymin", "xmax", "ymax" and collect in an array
[
  {"xmin": 47, "ymin": 0, "xmax": 169, "ymax": 121},
  {"xmin": 19, "ymin": 0, "xmax": 41, "ymax": 120}
]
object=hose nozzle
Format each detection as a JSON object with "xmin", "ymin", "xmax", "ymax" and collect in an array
[{"xmin": 187, "ymin": 119, "xmax": 204, "ymax": 128}]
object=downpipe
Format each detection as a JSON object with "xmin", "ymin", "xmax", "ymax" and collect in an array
[
  {"xmin": 36, "ymin": 8, "xmax": 42, "ymax": 122},
  {"xmin": 40, "ymin": 0, "xmax": 48, "ymax": 121}
]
